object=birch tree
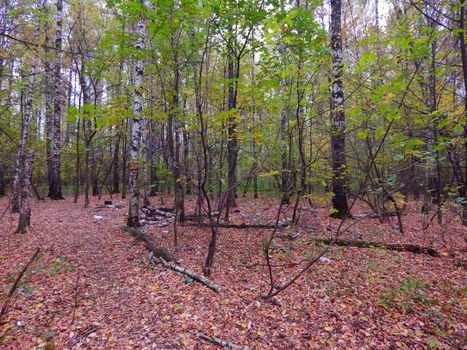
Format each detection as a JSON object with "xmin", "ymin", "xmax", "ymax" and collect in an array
[
  {"xmin": 330, "ymin": 0, "xmax": 350, "ymax": 218},
  {"xmin": 127, "ymin": 4, "xmax": 145, "ymax": 228}
]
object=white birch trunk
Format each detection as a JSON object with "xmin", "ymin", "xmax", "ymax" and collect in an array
[
  {"xmin": 11, "ymin": 25, "xmax": 39, "ymax": 212},
  {"xmin": 127, "ymin": 14, "xmax": 145, "ymax": 227}
]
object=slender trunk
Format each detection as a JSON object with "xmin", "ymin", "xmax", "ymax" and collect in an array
[
  {"xmin": 73, "ymin": 117, "xmax": 80, "ymax": 203},
  {"xmin": 142, "ymin": 119, "xmax": 150, "ymax": 205},
  {"xmin": 44, "ymin": 3, "xmax": 53, "ymax": 192},
  {"xmin": 49, "ymin": 0, "xmax": 64, "ymax": 199},
  {"xmin": 78, "ymin": 59, "xmax": 92, "ymax": 208},
  {"xmin": 420, "ymin": 16, "xmax": 440, "ymax": 221},
  {"xmin": 112, "ymin": 129, "xmax": 120, "ymax": 194},
  {"xmin": 170, "ymin": 40, "xmax": 184, "ymax": 221},
  {"xmin": 226, "ymin": 48, "xmax": 238, "ymax": 208},
  {"xmin": 280, "ymin": 104, "xmax": 290, "ymax": 204},
  {"xmin": 330, "ymin": 0, "xmax": 350, "ymax": 218},
  {"xmin": 121, "ymin": 119, "xmax": 128, "ymax": 199},
  {"xmin": 458, "ymin": 0, "xmax": 467, "ymax": 225}
]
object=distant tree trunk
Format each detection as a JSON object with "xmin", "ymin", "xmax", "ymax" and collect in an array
[
  {"xmin": 91, "ymin": 146, "xmax": 99, "ymax": 196},
  {"xmin": 121, "ymin": 119, "xmax": 128, "ymax": 200},
  {"xmin": 142, "ymin": 120, "xmax": 150, "ymax": 206},
  {"xmin": 330, "ymin": 0, "xmax": 350, "ymax": 218},
  {"xmin": 127, "ymin": 15, "xmax": 145, "ymax": 228},
  {"xmin": 419, "ymin": 15, "xmax": 440, "ymax": 221},
  {"xmin": 169, "ymin": 37, "xmax": 185, "ymax": 221},
  {"xmin": 112, "ymin": 128, "xmax": 120, "ymax": 194},
  {"xmin": 78, "ymin": 58, "xmax": 93, "ymax": 208},
  {"xmin": 295, "ymin": 62, "xmax": 307, "ymax": 197},
  {"xmin": 183, "ymin": 129, "xmax": 191, "ymax": 195},
  {"xmin": 73, "ymin": 116, "xmax": 80, "ymax": 203},
  {"xmin": 226, "ymin": 48, "xmax": 239, "ymax": 209},
  {"xmin": 48, "ymin": 0, "xmax": 64, "ymax": 200},
  {"xmin": 91, "ymin": 82, "xmax": 102, "ymax": 197},
  {"xmin": 15, "ymin": 152, "xmax": 34, "ymax": 234},
  {"xmin": 0, "ymin": 163, "xmax": 5, "ymax": 196},
  {"xmin": 280, "ymin": 103, "xmax": 290, "ymax": 204}
]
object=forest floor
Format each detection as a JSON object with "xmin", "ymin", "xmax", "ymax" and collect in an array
[{"xmin": 0, "ymin": 194, "xmax": 465, "ymax": 349}]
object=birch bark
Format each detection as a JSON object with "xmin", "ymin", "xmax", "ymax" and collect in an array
[
  {"xmin": 127, "ymin": 13, "xmax": 145, "ymax": 227},
  {"xmin": 330, "ymin": 0, "xmax": 350, "ymax": 218}
]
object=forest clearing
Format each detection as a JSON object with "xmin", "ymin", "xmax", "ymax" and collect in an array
[{"xmin": 1, "ymin": 0, "xmax": 467, "ymax": 348}]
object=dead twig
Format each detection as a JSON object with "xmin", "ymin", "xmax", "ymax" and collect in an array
[{"xmin": 0, "ymin": 248, "xmax": 40, "ymax": 323}]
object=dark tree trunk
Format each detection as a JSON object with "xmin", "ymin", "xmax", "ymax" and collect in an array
[
  {"xmin": 0, "ymin": 162, "xmax": 5, "ymax": 196},
  {"xmin": 91, "ymin": 150, "xmax": 99, "ymax": 196},
  {"xmin": 280, "ymin": 105, "xmax": 290, "ymax": 204},
  {"xmin": 458, "ymin": 0, "xmax": 467, "ymax": 225},
  {"xmin": 330, "ymin": 0, "xmax": 350, "ymax": 218},
  {"xmin": 44, "ymin": 2, "xmax": 53, "ymax": 195}
]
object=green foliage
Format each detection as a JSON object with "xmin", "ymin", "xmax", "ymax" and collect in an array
[{"xmin": 378, "ymin": 278, "xmax": 438, "ymax": 313}]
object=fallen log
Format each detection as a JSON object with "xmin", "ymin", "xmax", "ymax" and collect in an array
[
  {"xmin": 182, "ymin": 222, "xmax": 289, "ymax": 229},
  {"xmin": 312, "ymin": 238, "xmax": 440, "ymax": 257},
  {"xmin": 124, "ymin": 226, "xmax": 221, "ymax": 292},
  {"xmin": 196, "ymin": 331, "xmax": 249, "ymax": 350}
]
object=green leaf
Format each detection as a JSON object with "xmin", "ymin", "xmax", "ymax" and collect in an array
[
  {"xmin": 426, "ymin": 338, "xmax": 439, "ymax": 348},
  {"xmin": 406, "ymin": 138, "xmax": 425, "ymax": 150},
  {"xmin": 44, "ymin": 331, "xmax": 55, "ymax": 339},
  {"xmin": 357, "ymin": 130, "xmax": 369, "ymax": 139},
  {"xmin": 453, "ymin": 125, "xmax": 464, "ymax": 134},
  {"xmin": 375, "ymin": 125, "xmax": 386, "ymax": 139}
]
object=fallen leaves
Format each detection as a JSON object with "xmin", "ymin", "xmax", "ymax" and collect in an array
[{"xmin": 0, "ymin": 195, "xmax": 465, "ymax": 349}]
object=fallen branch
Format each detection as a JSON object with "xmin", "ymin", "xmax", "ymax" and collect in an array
[
  {"xmin": 124, "ymin": 226, "xmax": 221, "ymax": 292},
  {"xmin": 312, "ymin": 238, "xmax": 440, "ymax": 257},
  {"xmin": 0, "ymin": 247, "xmax": 40, "ymax": 323},
  {"xmin": 124, "ymin": 226, "xmax": 177, "ymax": 262},
  {"xmin": 196, "ymin": 331, "xmax": 249, "ymax": 350},
  {"xmin": 66, "ymin": 324, "xmax": 100, "ymax": 346},
  {"xmin": 159, "ymin": 260, "xmax": 221, "ymax": 293},
  {"xmin": 182, "ymin": 222, "xmax": 289, "ymax": 229}
]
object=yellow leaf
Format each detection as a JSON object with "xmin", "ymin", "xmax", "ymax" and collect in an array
[
  {"xmin": 240, "ymin": 323, "xmax": 248, "ymax": 329},
  {"xmin": 257, "ymin": 330, "xmax": 265, "ymax": 337}
]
